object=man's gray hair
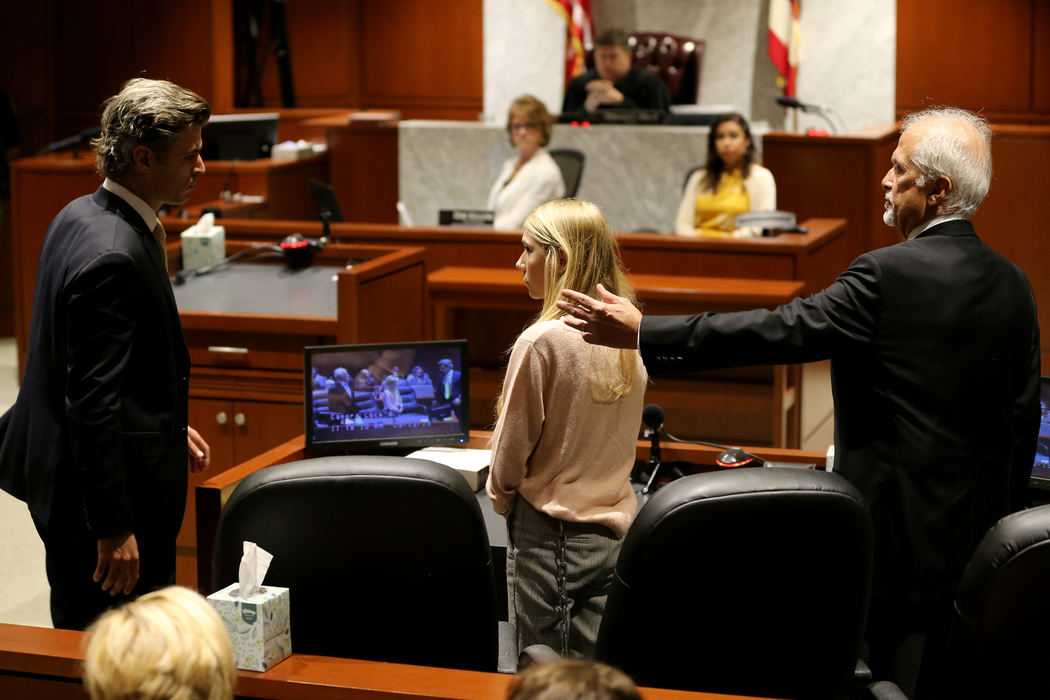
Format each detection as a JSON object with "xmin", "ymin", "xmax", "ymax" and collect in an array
[
  {"xmin": 900, "ymin": 107, "xmax": 993, "ymax": 217},
  {"xmin": 91, "ymin": 78, "xmax": 211, "ymax": 179}
]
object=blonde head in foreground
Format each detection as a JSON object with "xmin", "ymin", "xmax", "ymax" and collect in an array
[
  {"xmin": 82, "ymin": 586, "xmax": 235, "ymax": 700},
  {"xmin": 507, "ymin": 659, "xmax": 642, "ymax": 700}
]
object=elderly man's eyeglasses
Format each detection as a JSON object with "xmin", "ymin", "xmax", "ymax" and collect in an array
[{"xmin": 509, "ymin": 122, "xmax": 539, "ymax": 131}]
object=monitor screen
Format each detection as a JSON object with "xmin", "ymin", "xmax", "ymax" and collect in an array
[
  {"xmin": 305, "ymin": 340, "xmax": 470, "ymax": 453},
  {"xmin": 201, "ymin": 112, "xmax": 280, "ymax": 161},
  {"xmin": 1032, "ymin": 376, "xmax": 1050, "ymax": 489}
]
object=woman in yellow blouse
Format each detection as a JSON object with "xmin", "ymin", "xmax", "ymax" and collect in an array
[{"xmin": 674, "ymin": 113, "xmax": 776, "ymax": 238}]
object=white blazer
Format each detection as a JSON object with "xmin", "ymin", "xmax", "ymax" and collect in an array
[{"xmin": 487, "ymin": 148, "xmax": 566, "ymax": 230}]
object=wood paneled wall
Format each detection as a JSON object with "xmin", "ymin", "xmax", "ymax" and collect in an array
[
  {"xmin": 253, "ymin": 0, "xmax": 483, "ymax": 119},
  {"xmin": 0, "ymin": 0, "xmax": 483, "ymax": 154},
  {"xmin": 6, "ymin": 0, "xmax": 1048, "ymax": 150},
  {"xmin": 897, "ymin": 0, "xmax": 1050, "ymax": 124}
]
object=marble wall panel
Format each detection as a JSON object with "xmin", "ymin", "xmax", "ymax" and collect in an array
[
  {"xmin": 483, "ymin": 0, "xmax": 566, "ymax": 123},
  {"xmin": 482, "ymin": 0, "xmax": 895, "ymax": 132}
]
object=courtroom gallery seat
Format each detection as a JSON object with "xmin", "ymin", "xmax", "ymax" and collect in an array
[
  {"xmin": 867, "ymin": 503, "xmax": 1050, "ymax": 700},
  {"xmin": 211, "ymin": 455, "xmax": 512, "ymax": 672},
  {"xmin": 595, "ymin": 467, "xmax": 872, "ymax": 699}
]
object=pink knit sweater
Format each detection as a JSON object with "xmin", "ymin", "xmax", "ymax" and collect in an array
[{"xmin": 486, "ymin": 320, "xmax": 647, "ymax": 538}]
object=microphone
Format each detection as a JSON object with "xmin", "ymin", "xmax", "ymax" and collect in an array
[
  {"xmin": 278, "ymin": 232, "xmax": 325, "ymax": 268},
  {"xmin": 776, "ymin": 96, "xmax": 831, "ymax": 113},
  {"xmin": 642, "ymin": 403, "xmax": 664, "ymax": 432},
  {"xmin": 648, "ymin": 403, "xmax": 768, "ymax": 470},
  {"xmin": 775, "ymin": 96, "xmax": 844, "ymax": 133},
  {"xmin": 776, "ymin": 96, "xmax": 806, "ymax": 111}
]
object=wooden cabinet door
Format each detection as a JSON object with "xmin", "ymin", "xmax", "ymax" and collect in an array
[
  {"xmin": 179, "ymin": 397, "xmax": 236, "ymax": 587},
  {"xmin": 232, "ymin": 400, "xmax": 305, "ymax": 466}
]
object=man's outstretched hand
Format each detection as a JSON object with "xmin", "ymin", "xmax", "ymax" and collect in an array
[{"xmin": 557, "ymin": 284, "xmax": 642, "ymax": 349}]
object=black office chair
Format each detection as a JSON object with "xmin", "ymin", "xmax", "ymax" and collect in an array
[
  {"xmin": 548, "ymin": 148, "xmax": 585, "ymax": 198},
  {"xmin": 212, "ymin": 455, "xmax": 514, "ymax": 672},
  {"xmin": 595, "ymin": 467, "xmax": 872, "ymax": 699},
  {"xmin": 867, "ymin": 503, "xmax": 1050, "ymax": 700}
]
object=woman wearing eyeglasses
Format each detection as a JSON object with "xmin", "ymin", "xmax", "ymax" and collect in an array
[{"xmin": 487, "ymin": 95, "xmax": 566, "ymax": 230}]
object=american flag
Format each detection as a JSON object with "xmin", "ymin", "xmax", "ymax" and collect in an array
[
  {"xmin": 768, "ymin": 0, "xmax": 803, "ymax": 97},
  {"xmin": 545, "ymin": 0, "xmax": 594, "ymax": 89}
]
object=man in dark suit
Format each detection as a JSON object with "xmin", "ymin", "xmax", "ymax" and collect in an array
[
  {"xmin": 327, "ymin": 367, "xmax": 355, "ymax": 418},
  {"xmin": 558, "ymin": 107, "xmax": 1041, "ymax": 696},
  {"xmin": 434, "ymin": 358, "xmax": 463, "ymax": 422},
  {"xmin": 0, "ymin": 79, "xmax": 212, "ymax": 630}
]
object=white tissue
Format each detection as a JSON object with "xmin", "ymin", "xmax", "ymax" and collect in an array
[
  {"xmin": 237, "ymin": 541, "xmax": 274, "ymax": 598},
  {"xmin": 198, "ymin": 211, "xmax": 215, "ymax": 232}
]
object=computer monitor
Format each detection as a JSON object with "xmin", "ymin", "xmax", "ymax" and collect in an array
[
  {"xmin": 1032, "ymin": 376, "xmax": 1050, "ymax": 490},
  {"xmin": 305, "ymin": 340, "xmax": 470, "ymax": 454},
  {"xmin": 201, "ymin": 112, "xmax": 280, "ymax": 161}
]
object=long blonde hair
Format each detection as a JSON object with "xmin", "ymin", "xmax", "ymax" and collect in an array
[{"xmin": 498, "ymin": 200, "xmax": 640, "ymax": 414}]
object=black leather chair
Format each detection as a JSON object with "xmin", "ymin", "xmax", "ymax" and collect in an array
[
  {"xmin": 212, "ymin": 455, "xmax": 512, "ymax": 672},
  {"xmin": 548, "ymin": 148, "xmax": 585, "ymax": 198},
  {"xmin": 629, "ymin": 32, "xmax": 704, "ymax": 105},
  {"xmin": 595, "ymin": 467, "xmax": 872, "ymax": 699},
  {"xmin": 868, "ymin": 503, "xmax": 1050, "ymax": 700},
  {"xmin": 586, "ymin": 32, "xmax": 705, "ymax": 105}
]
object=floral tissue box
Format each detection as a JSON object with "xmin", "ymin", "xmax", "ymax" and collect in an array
[{"xmin": 208, "ymin": 583, "xmax": 291, "ymax": 671}]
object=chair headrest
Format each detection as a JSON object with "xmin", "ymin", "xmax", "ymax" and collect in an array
[
  {"xmin": 227, "ymin": 454, "xmax": 476, "ymax": 511},
  {"xmin": 955, "ymin": 503, "xmax": 1050, "ymax": 623}
]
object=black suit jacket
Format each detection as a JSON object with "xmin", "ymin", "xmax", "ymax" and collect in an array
[
  {"xmin": 438, "ymin": 370, "xmax": 462, "ymax": 404},
  {"xmin": 561, "ymin": 66, "xmax": 672, "ymax": 114},
  {"xmin": 0, "ymin": 187, "xmax": 190, "ymax": 544},
  {"xmin": 640, "ymin": 220, "xmax": 1041, "ymax": 607}
]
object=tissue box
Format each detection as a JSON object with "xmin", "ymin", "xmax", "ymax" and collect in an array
[
  {"xmin": 181, "ymin": 224, "xmax": 225, "ymax": 271},
  {"xmin": 208, "ymin": 583, "xmax": 291, "ymax": 671},
  {"xmin": 271, "ymin": 140, "xmax": 315, "ymax": 162}
]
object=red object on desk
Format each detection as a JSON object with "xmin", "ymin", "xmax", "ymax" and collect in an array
[{"xmin": 806, "ymin": 128, "xmax": 829, "ymax": 137}]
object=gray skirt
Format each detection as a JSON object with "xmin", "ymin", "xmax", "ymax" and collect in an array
[{"xmin": 506, "ymin": 496, "xmax": 622, "ymax": 658}]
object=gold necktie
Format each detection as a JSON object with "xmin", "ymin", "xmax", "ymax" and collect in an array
[{"xmin": 151, "ymin": 221, "xmax": 168, "ymax": 272}]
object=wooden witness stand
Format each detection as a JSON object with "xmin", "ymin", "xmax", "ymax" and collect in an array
[{"xmin": 428, "ymin": 267, "xmax": 808, "ymax": 450}]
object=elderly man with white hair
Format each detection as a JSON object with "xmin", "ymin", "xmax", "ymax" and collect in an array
[{"xmin": 558, "ymin": 107, "xmax": 1041, "ymax": 696}]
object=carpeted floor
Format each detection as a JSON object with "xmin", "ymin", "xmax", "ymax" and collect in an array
[{"xmin": 0, "ymin": 337, "xmax": 52, "ymax": 627}]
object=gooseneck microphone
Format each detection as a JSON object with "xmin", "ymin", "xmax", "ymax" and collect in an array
[
  {"xmin": 642, "ymin": 403, "xmax": 767, "ymax": 488},
  {"xmin": 776, "ymin": 96, "xmax": 807, "ymax": 111},
  {"xmin": 640, "ymin": 404, "xmax": 664, "ymax": 494},
  {"xmin": 774, "ymin": 96, "xmax": 845, "ymax": 134}
]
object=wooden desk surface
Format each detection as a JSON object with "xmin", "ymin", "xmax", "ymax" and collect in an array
[
  {"xmin": 428, "ymin": 267, "xmax": 806, "ymax": 308},
  {"xmin": 194, "ymin": 431, "xmax": 826, "ymax": 592},
  {"xmin": 176, "ymin": 217, "xmax": 848, "ymax": 293},
  {"xmin": 0, "ymin": 622, "xmax": 778, "ymax": 700}
]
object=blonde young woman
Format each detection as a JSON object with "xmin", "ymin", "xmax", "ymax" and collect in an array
[{"xmin": 486, "ymin": 199, "xmax": 646, "ymax": 658}]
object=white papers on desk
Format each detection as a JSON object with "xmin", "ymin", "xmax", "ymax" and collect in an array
[{"xmin": 406, "ymin": 447, "xmax": 491, "ymax": 492}]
